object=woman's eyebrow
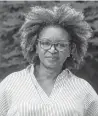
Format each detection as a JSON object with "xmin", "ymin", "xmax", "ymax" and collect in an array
[{"xmin": 40, "ymin": 38, "xmax": 67, "ymax": 42}]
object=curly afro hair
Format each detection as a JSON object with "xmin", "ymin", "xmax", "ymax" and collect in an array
[{"xmin": 16, "ymin": 4, "xmax": 92, "ymax": 70}]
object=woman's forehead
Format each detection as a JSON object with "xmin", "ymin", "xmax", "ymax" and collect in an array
[{"xmin": 39, "ymin": 25, "xmax": 70, "ymax": 42}]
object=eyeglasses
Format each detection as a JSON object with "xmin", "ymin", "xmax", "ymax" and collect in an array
[{"xmin": 38, "ymin": 40, "xmax": 69, "ymax": 51}]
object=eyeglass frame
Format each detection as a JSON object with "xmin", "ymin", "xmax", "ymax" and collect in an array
[{"xmin": 37, "ymin": 39, "xmax": 70, "ymax": 51}]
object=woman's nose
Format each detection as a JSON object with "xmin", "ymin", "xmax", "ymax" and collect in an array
[{"xmin": 48, "ymin": 45, "xmax": 57, "ymax": 53}]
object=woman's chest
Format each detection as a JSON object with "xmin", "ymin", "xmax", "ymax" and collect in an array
[
  {"xmin": 7, "ymin": 85, "xmax": 85, "ymax": 116},
  {"xmin": 8, "ymin": 102, "xmax": 83, "ymax": 116},
  {"xmin": 37, "ymin": 79, "xmax": 55, "ymax": 97}
]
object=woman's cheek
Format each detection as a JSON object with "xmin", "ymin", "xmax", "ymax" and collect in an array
[{"xmin": 59, "ymin": 50, "xmax": 70, "ymax": 64}]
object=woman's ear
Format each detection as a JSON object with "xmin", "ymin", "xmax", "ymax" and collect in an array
[
  {"xmin": 67, "ymin": 46, "xmax": 71, "ymax": 58},
  {"xmin": 71, "ymin": 43, "xmax": 80, "ymax": 61},
  {"xmin": 71, "ymin": 43, "xmax": 77, "ymax": 61},
  {"xmin": 71, "ymin": 43, "xmax": 76, "ymax": 53},
  {"xmin": 36, "ymin": 44, "xmax": 38, "ymax": 54}
]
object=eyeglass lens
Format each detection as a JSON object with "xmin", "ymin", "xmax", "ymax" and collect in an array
[{"xmin": 39, "ymin": 40, "xmax": 69, "ymax": 51}]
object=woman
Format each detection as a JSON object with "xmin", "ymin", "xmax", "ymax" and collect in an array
[{"xmin": 0, "ymin": 4, "xmax": 98, "ymax": 116}]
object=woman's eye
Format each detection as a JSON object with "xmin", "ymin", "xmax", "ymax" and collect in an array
[
  {"xmin": 59, "ymin": 43, "xmax": 66, "ymax": 47},
  {"xmin": 43, "ymin": 42, "xmax": 50, "ymax": 45},
  {"xmin": 59, "ymin": 43, "xmax": 69, "ymax": 47}
]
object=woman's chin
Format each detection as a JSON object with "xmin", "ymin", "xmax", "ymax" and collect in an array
[{"xmin": 44, "ymin": 61, "xmax": 60, "ymax": 69}]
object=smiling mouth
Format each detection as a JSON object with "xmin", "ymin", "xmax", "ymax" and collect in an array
[{"xmin": 46, "ymin": 57, "xmax": 59, "ymax": 60}]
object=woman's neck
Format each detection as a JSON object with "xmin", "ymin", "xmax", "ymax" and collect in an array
[{"xmin": 34, "ymin": 64, "xmax": 62, "ymax": 81}]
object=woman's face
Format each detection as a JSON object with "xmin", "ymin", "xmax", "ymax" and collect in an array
[{"xmin": 36, "ymin": 26, "xmax": 70, "ymax": 69}]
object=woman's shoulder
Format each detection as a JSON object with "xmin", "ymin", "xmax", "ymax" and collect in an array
[
  {"xmin": 0, "ymin": 66, "xmax": 29, "ymax": 88},
  {"xmin": 68, "ymin": 69, "xmax": 89, "ymax": 84},
  {"xmin": 68, "ymin": 70, "xmax": 97, "ymax": 95}
]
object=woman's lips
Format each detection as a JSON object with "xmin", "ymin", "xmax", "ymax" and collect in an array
[{"xmin": 46, "ymin": 57, "xmax": 59, "ymax": 60}]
